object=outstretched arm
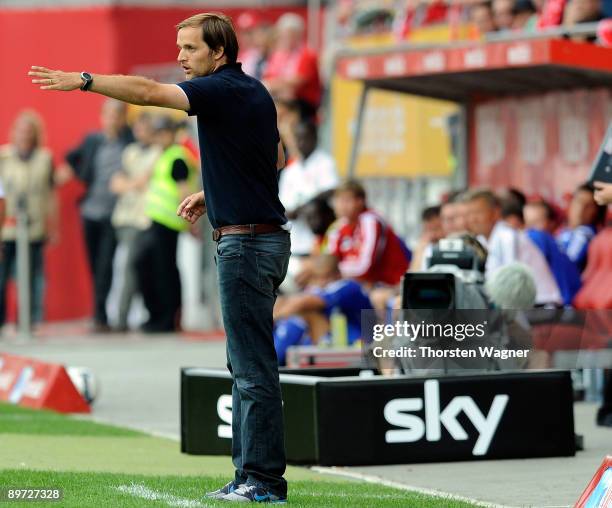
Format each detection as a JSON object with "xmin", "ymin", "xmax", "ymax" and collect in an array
[{"xmin": 29, "ymin": 66, "xmax": 189, "ymax": 111}]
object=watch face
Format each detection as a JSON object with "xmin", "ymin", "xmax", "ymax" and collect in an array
[{"xmin": 82, "ymin": 72, "xmax": 92, "ymax": 80}]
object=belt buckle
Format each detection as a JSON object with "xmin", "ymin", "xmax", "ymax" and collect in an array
[{"xmin": 212, "ymin": 229, "xmax": 221, "ymax": 242}]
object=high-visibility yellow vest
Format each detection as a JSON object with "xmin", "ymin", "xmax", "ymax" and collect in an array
[{"xmin": 145, "ymin": 145, "xmax": 197, "ymax": 232}]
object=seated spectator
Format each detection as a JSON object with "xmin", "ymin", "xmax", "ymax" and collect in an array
[
  {"xmin": 440, "ymin": 190, "xmax": 470, "ymax": 236},
  {"xmin": 498, "ymin": 187, "xmax": 528, "ymax": 229},
  {"xmin": 564, "ymin": 0, "xmax": 604, "ymax": 28},
  {"xmin": 410, "ymin": 205, "xmax": 444, "ymax": 272},
  {"xmin": 292, "ymin": 193, "xmax": 337, "ymax": 289},
  {"xmin": 263, "ymin": 13, "xmax": 321, "ymax": 120},
  {"xmin": 273, "ymin": 255, "xmax": 373, "ymax": 365},
  {"xmin": 279, "ymin": 119, "xmax": 339, "ymax": 256},
  {"xmin": 512, "ymin": 0, "xmax": 539, "ymax": 29},
  {"xmin": 537, "ymin": 0, "xmax": 566, "ymax": 28},
  {"xmin": 413, "ymin": 191, "xmax": 469, "ymax": 271},
  {"xmin": 372, "ymin": 202, "xmax": 443, "ymax": 316},
  {"xmin": 279, "ymin": 120, "xmax": 338, "ymax": 292},
  {"xmin": 523, "ymin": 198, "xmax": 558, "ymax": 234},
  {"xmin": 236, "ymin": 11, "xmax": 272, "ymax": 81},
  {"xmin": 327, "ymin": 180, "xmax": 411, "ymax": 287},
  {"xmin": 466, "ymin": 189, "xmax": 562, "ymax": 305},
  {"xmin": 396, "ymin": 0, "xmax": 449, "ymax": 39},
  {"xmin": 302, "ymin": 194, "xmax": 337, "ymax": 256},
  {"xmin": 557, "ymin": 182, "xmax": 607, "ymax": 273},
  {"xmin": 598, "ymin": 18, "xmax": 612, "ymax": 46},
  {"xmin": 469, "ymin": 1, "xmax": 498, "ymax": 36},
  {"xmin": 355, "ymin": 6, "xmax": 395, "ymax": 35},
  {"xmin": 493, "ymin": 0, "xmax": 516, "ymax": 29},
  {"xmin": 519, "ymin": 199, "xmax": 583, "ymax": 306}
]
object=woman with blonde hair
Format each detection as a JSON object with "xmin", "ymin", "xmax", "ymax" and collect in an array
[{"xmin": 0, "ymin": 109, "xmax": 58, "ymax": 328}]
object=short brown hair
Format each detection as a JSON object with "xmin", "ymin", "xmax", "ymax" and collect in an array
[
  {"xmin": 526, "ymin": 199, "xmax": 556, "ymax": 222},
  {"xmin": 465, "ymin": 188, "xmax": 500, "ymax": 209},
  {"xmin": 335, "ymin": 179, "xmax": 367, "ymax": 201},
  {"xmin": 176, "ymin": 12, "xmax": 239, "ymax": 64}
]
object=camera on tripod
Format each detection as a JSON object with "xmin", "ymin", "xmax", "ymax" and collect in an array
[{"xmin": 402, "ymin": 235, "xmax": 489, "ymax": 310}]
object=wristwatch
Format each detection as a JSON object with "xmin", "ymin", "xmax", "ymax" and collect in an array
[{"xmin": 80, "ymin": 72, "xmax": 93, "ymax": 91}]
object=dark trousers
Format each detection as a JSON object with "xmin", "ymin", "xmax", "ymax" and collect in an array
[
  {"xmin": 82, "ymin": 217, "xmax": 117, "ymax": 326},
  {"xmin": 598, "ymin": 371, "xmax": 612, "ymax": 424},
  {"xmin": 0, "ymin": 240, "xmax": 45, "ymax": 326},
  {"xmin": 215, "ymin": 231, "xmax": 290, "ymax": 497},
  {"xmin": 134, "ymin": 221, "xmax": 181, "ymax": 332}
]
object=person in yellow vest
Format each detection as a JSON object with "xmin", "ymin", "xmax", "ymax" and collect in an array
[
  {"xmin": 109, "ymin": 112, "xmax": 161, "ymax": 331},
  {"xmin": 0, "ymin": 110, "xmax": 58, "ymax": 328},
  {"xmin": 134, "ymin": 116, "xmax": 196, "ymax": 333}
]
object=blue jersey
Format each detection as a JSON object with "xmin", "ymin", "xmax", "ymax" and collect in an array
[
  {"xmin": 273, "ymin": 280, "xmax": 373, "ymax": 364},
  {"xmin": 527, "ymin": 229, "xmax": 582, "ymax": 306},
  {"xmin": 557, "ymin": 224, "xmax": 597, "ymax": 273},
  {"xmin": 310, "ymin": 279, "xmax": 373, "ymax": 343}
]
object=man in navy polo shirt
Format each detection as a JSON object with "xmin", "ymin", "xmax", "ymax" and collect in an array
[{"xmin": 30, "ymin": 12, "xmax": 290, "ymax": 503}]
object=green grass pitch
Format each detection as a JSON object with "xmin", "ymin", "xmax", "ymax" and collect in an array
[{"xmin": 0, "ymin": 403, "xmax": 478, "ymax": 507}]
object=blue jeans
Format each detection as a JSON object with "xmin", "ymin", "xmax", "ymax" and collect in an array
[{"xmin": 215, "ymin": 231, "xmax": 290, "ymax": 497}]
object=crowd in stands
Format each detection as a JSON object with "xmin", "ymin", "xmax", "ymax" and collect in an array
[
  {"xmin": 271, "ymin": 130, "xmax": 611, "ymax": 365},
  {"xmin": 468, "ymin": 0, "xmax": 611, "ymax": 36},
  {"xmin": 1, "ymin": 8, "xmax": 611, "ymax": 350},
  {"xmin": 333, "ymin": 0, "xmax": 612, "ymax": 43},
  {"xmin": 0, "ymin": 11, "xmax": 324, "ymax": 334},
  {"xmin": 237, "ymin": 12, "xmax": 322, "ymax": 123},
  {"xmin": 0, "ymin": 102, "xmax": 198, "ymax": 333}
]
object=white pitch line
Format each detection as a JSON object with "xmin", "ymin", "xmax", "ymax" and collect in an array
[
  {"xmin": 311, "ymin": 466, "xmax": 520, "ymax": 508},
  {"xmin": 117, "ymin": 483, "xmax": 210, "ymax": 508}
]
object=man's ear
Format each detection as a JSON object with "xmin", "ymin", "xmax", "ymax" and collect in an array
[{"xmin": 213, "ymin": 46, "xmax": 225, "ymax": 61}]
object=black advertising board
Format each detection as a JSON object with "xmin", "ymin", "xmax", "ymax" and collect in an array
[
  {"xmin": 315, "ymin": 371, "xmax": 575, "ymax": 465},
  {"xmin": 181, "ymin": 368, "xmax": 575, "ymax": 466},
  {"xmin": 181, "ymin": 369, "xmax": 320, "ymax": 462},
  {"xmin": 181, "ymin": 370, "xmax": 233, "ymax": 456}
]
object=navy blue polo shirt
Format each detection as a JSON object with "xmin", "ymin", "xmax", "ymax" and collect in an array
[{"xmin": 177, "ymin": 63, "xmax": 286, "ymax": 229}]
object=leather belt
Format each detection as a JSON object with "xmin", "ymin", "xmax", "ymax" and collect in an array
[{"xmin": 212, "ymin": 224, "xmax": 285, "ymax": 242}]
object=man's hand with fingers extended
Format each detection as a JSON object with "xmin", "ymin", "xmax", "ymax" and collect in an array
[
  {"xmin": 29, "ymin": 66, "xmax": 82, "ymax": 91},
  {"xmin": 177, "ymin": 191, "xmax": 206, "ymax": 224}
]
